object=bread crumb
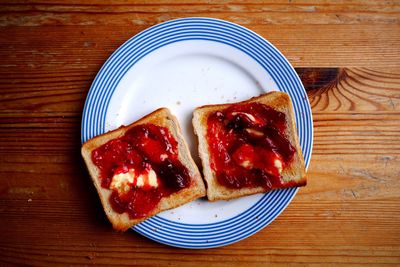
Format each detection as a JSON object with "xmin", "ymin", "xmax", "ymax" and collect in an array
[
  {"xmin": 214, "ymin": 214, "xmax": 218, "ymax": 218},
  {"xmin": 176, "ymin": 101, "xmax": 181, "ymax": 106},
  {"xmin": 27, "ymin": 198, "xmax": 32, "ymax": 202}
]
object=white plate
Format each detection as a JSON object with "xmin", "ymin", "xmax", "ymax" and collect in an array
[{"xmin": 81, "ymin": 17, "xmax": 313, "ymax": 249}]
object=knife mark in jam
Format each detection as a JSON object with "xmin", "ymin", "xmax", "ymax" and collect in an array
[
  {"xmin": 91, "ymin": 124, "xmax": 191, "ymax": 219},
  {"xmin": 206, "ymin": 102, "xmax": 296, "ymax": 189}
]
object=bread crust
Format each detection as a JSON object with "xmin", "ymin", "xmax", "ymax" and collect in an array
[
  {"xmin": 81, "ymin": 108, "xmax": 206, "ymax": 231},
  {"xmin": 192, "ymin": 92, "xmax": 307, "ymax": 201}
]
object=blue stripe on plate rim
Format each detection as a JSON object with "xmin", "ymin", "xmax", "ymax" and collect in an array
[{"xmin": 81, "ymin": 17, "xmax": 313, "ymax": 249}]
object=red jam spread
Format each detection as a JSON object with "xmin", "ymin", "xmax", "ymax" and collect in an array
[
  {"xmin": 206, "ymin": 102, "xmax": 296, "ymax": 189},
  {"xmin": 91, "ymin": 124, "xmax": 191, "ymax": 219}
]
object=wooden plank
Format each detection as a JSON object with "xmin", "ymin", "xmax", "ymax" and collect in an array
[
  {"xmin": 0, "ymin": 198, "xmax": 399, "ymax": 263},
  {"xmin": 0, "ymin": 199, "xmax": 399, "ymax": 265},
  {"xmin": 0, "ymin": 1, "xmax": 399, "ymax": 26}
]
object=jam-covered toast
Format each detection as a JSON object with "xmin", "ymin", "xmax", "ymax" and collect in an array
[
  {"xmin": 81, "ymin": 108, "xmax": 206, "ymax": 231},
  {"xmin": 192, "ymin": 92, "xmax": 306, "ymax": 201}
]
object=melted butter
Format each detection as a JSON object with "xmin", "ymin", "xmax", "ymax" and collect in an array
[{"xmin": 110, "ymin": 168, "xmax": 159, "ymax": 193}]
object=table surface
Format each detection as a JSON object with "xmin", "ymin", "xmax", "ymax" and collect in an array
[{"xmin": 1, "ymin": 1, "xmax": 399, "ymax": 266}]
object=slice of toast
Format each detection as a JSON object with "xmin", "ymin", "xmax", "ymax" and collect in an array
[
  {"xmin": 193, "ymin": 92, "xmax": 306, "ymax": 201},
  {"xmin": 82, "ymin": 108, "xmax": 206, "ymax": 231}
]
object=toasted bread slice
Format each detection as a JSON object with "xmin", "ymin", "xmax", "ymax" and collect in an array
[
  {"xmin": 193, "ymin": 92, "xmax": 306, "ymax": 201},
  {"xmin": 82, "ymin": 108, "xmax": 206, "ymax": 231}
]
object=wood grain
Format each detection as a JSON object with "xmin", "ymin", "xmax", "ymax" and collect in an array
[{"xmin": 0, "ymin": 1, "xmax": 400, "ymax": 265}]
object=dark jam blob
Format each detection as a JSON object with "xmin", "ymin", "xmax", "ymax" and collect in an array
[
  {"xmin": 156, "ymin": 159, "xmax": 191, "ymax": 194},
  {"xmin": 216, "ymin": 168, "xmax": 284, "ymax": 190},
  {"xmin": 207, "ymin": 102, "xmax": 296, "ymax": 190},
  {"xmin": 253, "ymin": 169, "xmax": 274, "ymax": 189},
  {"xmin": 226, "ymin": 113, "xmax": 254, "ymax": 130},
  {"xmin": 260, "ymin": 126, "xmax": 296, "ymax": 162},
  {"xmin": 217, "ymin": 170, "xmax": 248, "ymax": 189},
  {"xmin": 91, "ymin": 124, "xmax": 191, "ymax": 219}
]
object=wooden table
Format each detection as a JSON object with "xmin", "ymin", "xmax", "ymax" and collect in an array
[{"xmin": 1, "ymin": 1, "xmax": 399, "ymax": 265}]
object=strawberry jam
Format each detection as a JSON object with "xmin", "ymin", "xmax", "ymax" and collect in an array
[
  {"xmin": 206, "ymin": 102, "xmax": 296, "ymax": 189},
  {"xmin": 91, "ymin": 124, "xmax": 191, "ymax": 219}
]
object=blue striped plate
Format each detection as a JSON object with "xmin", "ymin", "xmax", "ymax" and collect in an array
[{"xmin": 81, "ymin": 17, "xmax": 313, "ymax": 249}]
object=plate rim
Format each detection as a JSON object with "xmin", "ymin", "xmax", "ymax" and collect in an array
[{"xmin": 81, "ymin": 17, "xmax": 313, "ymax": 249}]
